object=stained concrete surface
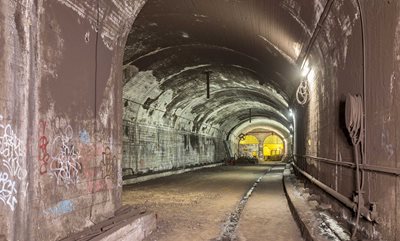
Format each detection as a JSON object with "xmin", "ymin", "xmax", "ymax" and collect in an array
[
  {"xmin": 122, "ymin": 165, "xmax": 302, "ymax": 241},
  {"xmin": 236, "ymin": 166, "xmax": 303, "ymax": 241}
]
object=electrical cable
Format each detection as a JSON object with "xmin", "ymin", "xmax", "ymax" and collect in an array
[
  {"xmin": 350, "ymin": 0, "xmax": 367, "ymax": 238},
  {"xmin": 355, "ymin": 0, "xmax": 368, "ymax": 206},
  {"xmin": 345, "ymin": 94, "xmax": 365, "ymax": 239},
  {"xmin": 296, "ymin": 78, "xmax": 310, "ymax": 105}
]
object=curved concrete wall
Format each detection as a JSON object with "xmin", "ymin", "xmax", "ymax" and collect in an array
[{"xmin": 294, "ymin": 1, "xmax": 400, "ymax": 240}]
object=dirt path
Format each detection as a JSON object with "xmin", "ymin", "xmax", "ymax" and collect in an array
[
  {"xmin": 122, "ymin": 165, "xmax": 302, "ymax": 241},
  {"xmin": 236, "ymin": 166, "xmax": 303, "ymax": 241}
]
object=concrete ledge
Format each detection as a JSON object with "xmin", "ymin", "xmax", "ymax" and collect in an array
[
  {"xmin": 283, "ymin": 168, "xmax": 316, "ymax": 241},
  {"xmin": 60, "ymin": 207, "xmax": 157, "ymax": 241},
  {"xmin": 93, "ymin": 212, "xmax": 156, "ymax": 241},
  {"xmin": 123, "ymin": 163, "xmax": 224, "ymax": 185},
  {"xmin": 283, "ymin": 168, "xmax": 350, "ymax": 241}
]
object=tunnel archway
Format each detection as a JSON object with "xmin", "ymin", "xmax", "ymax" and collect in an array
[
  {"xmin": 120, "ymin": 0, "xmax": 308, "ymax": 174},
  {"xmin": 3, "ymin": 0, "xmax": 400, "ymax": 240},
  {"xmin": 263, "ymin": 134, "xmax": 285, "ymax": 161}
]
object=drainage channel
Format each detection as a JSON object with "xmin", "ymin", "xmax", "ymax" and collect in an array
[{"xmin": 214, "ymin": 167, "xmax": 272, "ymax": 241}]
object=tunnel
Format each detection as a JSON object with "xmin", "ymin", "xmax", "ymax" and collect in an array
[{"xmin": 0, "ymin": 0, "xmax": 399, "ymax": 240}]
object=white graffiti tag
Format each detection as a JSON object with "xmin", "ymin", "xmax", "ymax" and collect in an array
[
  {"xmin": 0, "ymin": 114, "xmax": 26, "ymax": 211},
  {"xmin": 0, "ymin": 172, "xmax": 17, "ymax": 211},
  {"xmin": 0, "ymin": 124, "xmax": 27, "ymax": 180},
  {"xmin": 49, "ymin": 125, "xmax": 81, "ymax": 186}
]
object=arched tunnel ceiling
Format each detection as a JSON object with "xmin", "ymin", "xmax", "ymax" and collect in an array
[
  {"xmin": 230, "ymin": 118, "xmax": 291, "ymax": 142},
  {"xmin": 123, "ymin": 0, "xmax": 327, "ymax": 137}
]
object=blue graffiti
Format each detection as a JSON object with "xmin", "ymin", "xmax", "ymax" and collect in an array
[
  {"xmin": 79, "ymin": 130, "xmax": 90, "ymax": 144},
  {"xmin": 45, "ymin": 200, "xmax": 74, "ymax": 216}
]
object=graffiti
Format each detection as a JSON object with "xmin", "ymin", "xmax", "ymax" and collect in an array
[
  {"xmin": 79, "ymin": 129, "xmax": 90, "ymax": 144},
  {"xmin": 0, "ymin": 122, "xmax": 27, "ymax": 180},
  {"xmin": 38, "ymin": 121, "xmax": 50, "ymax": 174},
  {"xmin": 0, "ymin": 172, "xmax": 17, "ymax": 211},
  {"xmin": 101, "ymin": 147, "xmax": 115, "ymax": 179},
  {"xmin": 0, "ymin": 114, "xmax": 26, "ymax": 211},
  {"xmin": 49, "ymin": 124, "xmax": 82, "ymax": 186}
]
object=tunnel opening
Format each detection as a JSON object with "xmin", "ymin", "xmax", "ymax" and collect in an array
[
  {"xmin": 263, "ymin": 134, "xmax": 285, "ymax": 161},
  {"xmin": 237, "ymin": 130, "xmax": 287, "ymax": 163},
  {"xmin": 1, "ymin": 0, "xmax": 399, "ymax": 240},
  {"xmin": 120, "ymin": 0, "xmax": 295, "ymax": 180}
]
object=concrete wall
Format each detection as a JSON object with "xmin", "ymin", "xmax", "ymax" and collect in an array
[
  {"xmin": 294, "ymin": 1, "xmax": 400, "ymax": 240},
  {"xmin": 121, "ymin": 56, "xmax": 231, "ymax": 174},
  {"xmin": 122, "ymin": 121, "xmax": 226, "ymax": 173},
  {"xmin": 0, "ymin": 0, "xmax": 146, "ymax": 240},
  {"xmin": 0, "ymin": 1, "xmax": 36, "ymax": 240}
]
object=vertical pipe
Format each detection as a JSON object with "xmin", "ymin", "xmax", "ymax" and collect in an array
[
  {"xmin": 249, "ymin": 109, "xmax": 252, "ymax": 123},
  {"xmin": 237, "ymin": 139, "xmax": 240, "ymax": 158},
  {"xmin": 205, "ymin": 71, "xmax": 211, "ymax": 99}
]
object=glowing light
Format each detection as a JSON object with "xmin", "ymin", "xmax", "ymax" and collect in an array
[
  {"xmin": 301, "ymin": 60, "xmax": 311, "ymax": 77},
  {"xmin": 181, "ymin": 32, "xmax": 189, "ymax": 38},
  {"xmin": 307, "ymin": 68, "xmax": 316, "ymax": 83},
  {"xmin": 293, "ymin": 42, "xmax": 302, "ymax": 58}
]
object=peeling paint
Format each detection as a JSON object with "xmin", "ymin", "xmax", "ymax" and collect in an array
[
  {"xmin": 313, "ymin": 0, "xmax": 325, "ymax": 28},
  {"xmin": 395, "ymin": 16, "xmax": 400, "ymax": 62},
  {"xmin": 56, "ymin": 0, "xmax": 146, "ymax": 50},
  {"xmin": 79, "ymin": 130, "xmax": 90, "ymax": 145},
  {"xmin": 44, "ymin": 200, "xmax": 74, "ymax": 216},
  {"xmin": 258, "ymin": 35, "xmax": 296, "ymax": 64}
]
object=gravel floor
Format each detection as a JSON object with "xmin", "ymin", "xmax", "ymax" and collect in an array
[{"xmin": 122, "ymin": 165, "xmax": 303, "ymax": 241}]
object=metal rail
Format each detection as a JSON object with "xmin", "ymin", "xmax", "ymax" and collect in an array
[
  {"xmin": 291, "ymin": 162, "xmax": 377, "ymax": 222},
  {"xmin": 295, "ymin": 155, "xmax": 400, "ymax": 176}
]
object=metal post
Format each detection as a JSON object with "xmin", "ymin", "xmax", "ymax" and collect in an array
[
  {"xmin": 205, "ymin": 71, "xmax": 212, "ymax": 99},
  {"xmin": 249, "ymin": 109, "xmax": 252, "ymax": 123}
]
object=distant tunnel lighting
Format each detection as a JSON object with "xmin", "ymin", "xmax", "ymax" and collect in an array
[
  {"xmin": 290, "ymin": 125, "xmax": 293, "ymax": 130},
  {"xmin": 289, "ymin": 109, "xmax": 293, "ymax": 117}
]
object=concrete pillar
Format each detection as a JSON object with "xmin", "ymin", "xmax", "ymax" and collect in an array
[{"xmin": 0, "ymin": 1, "xmax": 146, "ymax": 240}]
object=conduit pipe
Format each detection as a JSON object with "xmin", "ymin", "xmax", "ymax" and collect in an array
[
  {"xmin": 291, "ymin": 162, "xmax": 377, "ymax": 223},
  {"xmin": 294, "ymin": 154, "xmax": 400, "ymax": 176},
  {"xmin": 297, "ymin": 0, "xmax": 335, "ymax": 69}
]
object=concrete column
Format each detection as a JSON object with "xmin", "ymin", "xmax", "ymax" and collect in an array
[{"xmin": 0, "ymin": 1, "xmax": 146, "ymax": 240}]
